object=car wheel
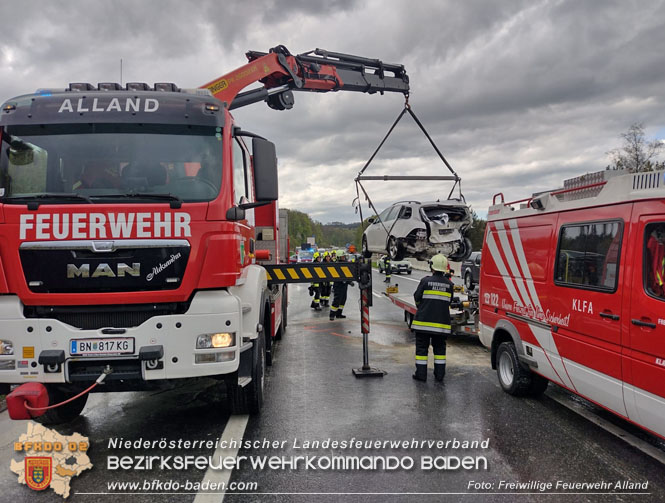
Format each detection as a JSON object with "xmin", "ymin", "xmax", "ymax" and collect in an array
[
  {"xmin": 407, "ymin": 269, "xmax": 412, "ymax": 275},
  {"xmin": 387, "ymin": 236, "xmax": 405, "ymax": 261},
  {"xmin": 464, "ymin": 271, "xmax": 473, "ymax": 290},
  {"xmin": 449, "ymin": 237, "xmax": 473, "ymax": 262},
  {"xmin": 496, "ymin": 342, "xmax": 533, "ymax": 396},
  {"xmin": 362, "ymin": 236, "xmax": 372, "ymax": 258}
]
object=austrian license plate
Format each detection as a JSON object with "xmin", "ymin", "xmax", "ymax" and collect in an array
[{"xmin": 70, "ymin": 338, "xmax": 135, "ymax": 356}]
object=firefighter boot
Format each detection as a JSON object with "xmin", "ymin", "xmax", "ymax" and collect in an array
[
  {"xmin": 412, "ymin": 365, "xmax": 427, "ymax": 382},
  {"xmin": 336, "ymin": 309, "xmax": 346, "ymax": 319},
  {"xmin": 434, "ymin": 364, "xmax": 445, "ymax": 383}
]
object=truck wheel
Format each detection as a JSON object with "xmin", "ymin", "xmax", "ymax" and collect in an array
[
  {"xmin": 407, "ymin": 270, "xmax": 412, "ymax": 275},
  {"xmin": 406, "ymin": 312, "xmax": 414, "ymax": 330},
  {"xmin": 277, "ymin": 288, "xmax": 287, "ymax": 339},
  {"xmin": 362, "ymin": 236, "xmax": 372, "ymax": 258},
  {"xmin": 32, "ymin": 385, "xmax": 89, "ymax": 425},
  {"xmin": 496, "ymin": 342, "xmax": 532, "ymax": 397},
  {"xmin": 464, "ymin": 271, "xmax": 474, "ymax": 290},
  {"xmin": 227, "ymin": 332, "xmax": 265, "ymax": 415},
  {"xmin": 265, "ymin": 327, "xmax": 273, "ymax": 367}
]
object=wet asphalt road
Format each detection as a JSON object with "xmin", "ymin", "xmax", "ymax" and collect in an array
[{"xmin": 1, "ymin": 268, "xmax": 664, "ymax": 502}]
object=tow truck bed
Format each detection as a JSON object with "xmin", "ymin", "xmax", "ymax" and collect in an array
[{"xmin": 386, "ymin": 290, "xmax": 479, "ymax": 337}]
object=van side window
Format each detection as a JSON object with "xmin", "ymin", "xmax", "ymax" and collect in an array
[
  {"xmin": 645, "ymin": 223, "xmax": 665, "ymax": 300},
  {"xmin": 554, "ymin": 220, "xmax": 622, "ymax": 291},
  {"xmin": 399, "ymin": 206, "xmax": 412, "ymax": 219}
]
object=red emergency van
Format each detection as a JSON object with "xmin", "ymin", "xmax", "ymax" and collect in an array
[{"xmin": 479, "ymin": 169, "xmax": 665, "ymax": 439}]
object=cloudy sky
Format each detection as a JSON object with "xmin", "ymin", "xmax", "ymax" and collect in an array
[{"xmin": 2, "ymin": 0, "xmax": 664, "ymax": 223}]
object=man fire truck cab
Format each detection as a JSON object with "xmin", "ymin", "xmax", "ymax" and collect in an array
[
  {"xmin": 480, "ymin": 169, "xmax": 665, "ymax": 439},
  {"xmin": 0, "ymin": 45, "xmax": 409, "ymax": 423}
]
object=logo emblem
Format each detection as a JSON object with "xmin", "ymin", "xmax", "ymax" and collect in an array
[{"xmin": 25, "ymin": 457, "xmax": 52, "ymax": 491}]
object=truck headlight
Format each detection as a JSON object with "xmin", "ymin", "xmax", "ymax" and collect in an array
[
  {"xmin": 196, "ymin": 333, "xmax": 235, "ymax": 349},
  {"xmin": 0, "ymin": 340, "xmax": 13, "ymax": 355}
]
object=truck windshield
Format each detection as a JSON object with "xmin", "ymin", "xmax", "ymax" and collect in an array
[{"xmin": 0, "ymin": 123, "xmax": 223, "ymax": 203}]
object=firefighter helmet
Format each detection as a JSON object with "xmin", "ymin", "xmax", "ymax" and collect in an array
[{"xmin": 430, "ymin": 253, "xmax": 448, "ymax": 272}]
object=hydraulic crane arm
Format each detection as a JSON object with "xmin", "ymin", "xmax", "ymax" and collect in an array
[{"xmin": 200, "ymin": 45, "xmax": 409, "ymax": 110}]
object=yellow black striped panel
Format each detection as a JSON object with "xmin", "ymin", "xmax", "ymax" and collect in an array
[{"xmin": 265, "ymin": 262, "xmax": 358, "ymax": 284}]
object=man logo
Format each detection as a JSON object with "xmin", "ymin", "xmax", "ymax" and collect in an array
[{"xmin": 25, "ymin": 457, "xmax": 52, "ymax": 491}]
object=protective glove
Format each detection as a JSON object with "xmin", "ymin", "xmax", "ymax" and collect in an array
[
  {"xmin": 308, "ymin": 286, "xmax": 314, "ymax": 296},
  {"xmin": 349, "ymin": 281, "xmax": 355, "ymax": 287}
]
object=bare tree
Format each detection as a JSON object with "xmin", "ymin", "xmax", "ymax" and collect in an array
[{"xmin": 607, "ymin": 122, "xmax": 663, "ymax": 172}]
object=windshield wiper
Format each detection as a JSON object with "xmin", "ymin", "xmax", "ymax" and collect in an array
[
  {"xmin": 91, "ymin": 193, "xmax": 183, "ymax": 209},
  {"xmin": 3, "ymin": 193, "xmax": 93, "ymax": 210}
]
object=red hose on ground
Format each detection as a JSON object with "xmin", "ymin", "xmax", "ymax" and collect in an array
[{"xmin": 24, "ymin": 381, "xmax": 99, "ymax": 412}]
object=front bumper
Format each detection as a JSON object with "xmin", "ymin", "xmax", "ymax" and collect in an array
[{"xmin": 0, "ymin": 291, "xmax": 243, "ymax": 385}]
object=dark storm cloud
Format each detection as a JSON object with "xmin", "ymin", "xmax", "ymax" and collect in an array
[{"xmin": 1, "ymin": 0, "xmax": 664, "ymax": 223}]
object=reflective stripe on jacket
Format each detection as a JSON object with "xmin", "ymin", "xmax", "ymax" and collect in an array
[{"xmin": 413, "ymin": 272, "xmax": 454, "ymax": 334}]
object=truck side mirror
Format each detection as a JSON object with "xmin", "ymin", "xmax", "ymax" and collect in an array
[{"xmin": 252, "ymin": 137, "xmax": 278, "ymax": 201}]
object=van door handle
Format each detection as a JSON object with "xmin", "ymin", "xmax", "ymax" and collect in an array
[
  {"xmin": 631, "ymin": 319, "xmax": 656, "ymax": 329},
  {"xmin": 599, "ymin": 312, "xmax": 620, "ymax": 321}
]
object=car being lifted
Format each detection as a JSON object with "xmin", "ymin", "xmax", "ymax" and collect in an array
[{"xmin": 362, "ymin": 200, "xmax": 473, "ymax": 261}]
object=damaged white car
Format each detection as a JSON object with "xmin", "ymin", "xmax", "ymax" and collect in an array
[{"xmin": 362, "ymin": 200, "xmax": 473, "ymax": 261}]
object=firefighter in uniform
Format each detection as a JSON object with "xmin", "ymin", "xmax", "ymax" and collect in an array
[
  {"xmin": 321, "ymin": 252, "xmax": 333, "ymax": 307},
  {"xmin": 330, "ymin": 252, "xmax": 353, "ymax": 320},
  {"xmin": 384, "ymin": 256, "xmax": 392, "ymax": 283},
  {"xmin": 412, "ymin": 254, "xmax": 454, "ymax": 382},
  {"xmin": 309, "ymin": 252, "xmax": 322, "ymax": 311}
]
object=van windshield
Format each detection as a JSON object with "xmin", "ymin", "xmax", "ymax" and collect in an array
[{"xmin": 0, "ymin": 123, "xmax": 223, "ymax": 203}]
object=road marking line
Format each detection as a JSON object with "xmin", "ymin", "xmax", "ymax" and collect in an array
[
  {"xmin": 548, "ymin": 394, "xmax": 665, "ymax": 466},
  {"xmin": 193, "ymin": 414, "xmax": 249, "ymax": 503}
]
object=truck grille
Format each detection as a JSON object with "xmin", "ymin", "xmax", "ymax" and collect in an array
[{"xmin": 24, "ymin": 302, "xmax": 190, "ymax": 330}]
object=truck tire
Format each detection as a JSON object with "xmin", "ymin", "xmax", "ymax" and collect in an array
[
  {"xmin": 496, "ymin": 342, "xmax": 532, "ymax": 397},
  {"xmin": 32, "ymin": 385, "xmax": 89, "ymax": 425},
  {"xmin": 265, "ymin": 326, "xmax": 273, "ymax": 367},
  {"xmin": 227, "ymin": 332, "xmax": 265, "ymax": 415},
  {"xmin": 277, "ymin": 287, "xmax": 287, "ymax": 339}
]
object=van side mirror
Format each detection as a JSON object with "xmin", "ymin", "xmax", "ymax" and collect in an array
[
  {"xmin": 252, "ymin": 137, "xmax": 278, "ymax": 201},
  {"xmin": 367, "ymin": 216, "xmax": 376, "ymax": 224}
]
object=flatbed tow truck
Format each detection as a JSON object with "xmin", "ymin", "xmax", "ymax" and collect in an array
[{"xmin": 386, "ymin": 284, "xmax": 479, "ymax": 337}]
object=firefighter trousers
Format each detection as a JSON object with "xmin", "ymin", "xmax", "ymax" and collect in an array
[
  {"xmin": 414, "ymin": 331, "xmax": 446, "ymax": 381},
  {"xmin": 330, "ymin": 283, "xmax": 348, "ymax": 319}
]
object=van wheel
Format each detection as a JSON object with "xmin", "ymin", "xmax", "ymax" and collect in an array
[
  {"xmin": 227, "ymin": 332, "xmax": 265, "ymax": 415},
  {"xmin": 33, "ymin": 385, "xmax": 89, "ymax": 425},
  {"xmin": 496, "ymin": 342, "xmax": 532, "ymax": 396},
  {"xmin": 387, "ymin": 236, "xmax": 405, "ymax": 261},
  {"xmin": 362, "ymin": 236, "xmax": 372, "ymax": 258}
]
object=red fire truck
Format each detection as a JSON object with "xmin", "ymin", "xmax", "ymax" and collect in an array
[
  {"xmin": 0, "ymin": 45, "xmax": 409, "ymax": 423},
  {"xmin": 479, "ymin": 169, "xmax": 665, "ymax": 439}
]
